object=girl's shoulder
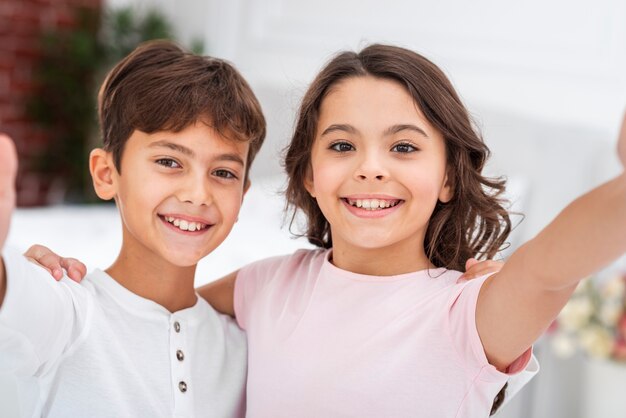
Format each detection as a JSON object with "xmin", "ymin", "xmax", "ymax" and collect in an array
[{"xmin": 238, "ymin": 248, "xmax": 328, "ymax": 281}]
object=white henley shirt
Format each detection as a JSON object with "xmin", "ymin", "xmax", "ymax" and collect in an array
[{"xmin": 0, "ymin": 248, "xmax": 247, "ymax": 418}]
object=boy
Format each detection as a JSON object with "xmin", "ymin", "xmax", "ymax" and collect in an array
[{"xmin": 0, "ymin": 40, "xmax": 265, "ymax": 417}]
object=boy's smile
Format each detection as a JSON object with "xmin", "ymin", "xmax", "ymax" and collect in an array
[
  {"xmin": 97, "ymin": 121, "xmax": 249, "ymax": 277},
  {"xmin": 306, "ymin": 76, "xmax": 452, "ymax": 275}
]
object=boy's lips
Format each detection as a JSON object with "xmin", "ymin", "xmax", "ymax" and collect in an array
[{"xmin": 158, "ymin": 213, "xmax": 214, "ymax": 233}]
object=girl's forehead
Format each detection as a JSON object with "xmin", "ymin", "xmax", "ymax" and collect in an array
[{"xmin": 318, "ymin": 76, "xmax": 436, "ymax": 135}]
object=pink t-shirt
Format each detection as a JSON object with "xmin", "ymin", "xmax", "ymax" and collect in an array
[{"xmin": 235, "ymin": 249, "xmax": 538, "ymax": 417}]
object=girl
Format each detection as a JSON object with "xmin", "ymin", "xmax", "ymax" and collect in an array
[{"xmin": 29, "ymin": 44, "xmax": 626, "ymax": 417}]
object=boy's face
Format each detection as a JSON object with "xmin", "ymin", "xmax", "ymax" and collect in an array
[{"xmin": 104, "ymin": 122, "xmax": 249, "ymax": 268}]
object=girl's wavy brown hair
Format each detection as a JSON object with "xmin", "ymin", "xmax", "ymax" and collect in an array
[{"xmin": 284, "ymin": 44, "xmax": 511, "ymax": 272}]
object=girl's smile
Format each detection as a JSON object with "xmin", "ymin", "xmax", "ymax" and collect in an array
[
  {"xmin": 305, "ymin": 75, "xmax": 452, "ymax": 275},
  {"xmin": 341, "ymin": 195, "xmax": 404, "ymax": 218}
]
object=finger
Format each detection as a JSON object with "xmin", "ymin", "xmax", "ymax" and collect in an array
[
  {"xmin": 25, "ymin": 253, "xmax": 64, "ymax": 280},
  {"xmin": 24, "ymin": 244, "xmax": 53, "ymax": 260},
  {"xmin": 465, "ymin": 262, "xmax": 504, "ymax": 279},
  {"xmin": 60, "ymin": 258, "xmax": 87, "ymax": 282},
  {"xmin": 618, "ymin": 111, "xmax": 626, "ymax": 167},
  {"xmin": 464, "ymin": 258, "xmax": 479, "ymax": 271},
  {"xmin": 462, "ymin": 260, "xmax": 502, "ymax": 279}
]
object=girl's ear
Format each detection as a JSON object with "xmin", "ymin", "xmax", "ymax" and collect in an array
[
  {"xmin": 89, "ymin": 148, "xmax": 117, "ymax": 201},
  {"xmin": 303, "ymin": 166, "xmax": 316, "ymax": 198},
  {"xmin": 438, "ymin": 170, "xmax": 454, "ymax": 203}
]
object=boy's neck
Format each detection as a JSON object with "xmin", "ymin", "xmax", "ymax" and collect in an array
[{"xmin": 106, "ymin": 247, "xmax": 198, "ymax": 313}]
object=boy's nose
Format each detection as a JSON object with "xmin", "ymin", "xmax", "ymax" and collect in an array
[{"xmin": 179, "ymin": 175, "xmax": 212, "ymax": 206}]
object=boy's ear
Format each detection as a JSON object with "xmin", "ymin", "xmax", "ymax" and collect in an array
[
  {"xmin": 438, "ymin": 170, "xmax": 453, "ymax": 203},
  {"xmin": 242, "ymin": 179, "xmax": 251, "ymax": 201},
  {"xmin": 89, "ymin": 148, "xmax": 117, "ymax": 201}
]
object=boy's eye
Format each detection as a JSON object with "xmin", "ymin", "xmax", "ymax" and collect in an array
[
  {"xmin": 155, "ymin": 158, "xmax": 181, "ymax": 168},
  {"xmin": 213, "ymin": 169, "xmax": 238, "ymax": 180},
  {"xmin": 391, "ymin": 143, "xmax": 418, "ymax": 153},
  {"xmin": 329, "ymin": 141, "xmax": 354, "ymax": 152}
]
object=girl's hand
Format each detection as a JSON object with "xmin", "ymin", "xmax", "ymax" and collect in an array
[
  {"xmin": 617, "ymin": 113, "xmax": 626, "ymax": 168},
  {"xmin": 459, "ymin": 258, "xmax": 504, "ymax": 280},
  {"xmin": 24, "ymin": 244, "xmax": 87, "ymax": 282}
]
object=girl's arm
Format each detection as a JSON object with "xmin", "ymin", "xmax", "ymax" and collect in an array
[
  {"xmin": 24, "ymin": 243, "xmax": 240, "ymax": 318},
  {"xmin": 477, "ymin": 113, "xmax": 626, "ymax": 371},
  {"xmin": 196, "ymin": 271, "xmax": 238, "ymax": 317}
]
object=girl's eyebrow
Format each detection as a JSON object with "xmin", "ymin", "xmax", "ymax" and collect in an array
[
  {"xmin": 320, "ymin": 124, "xmax": 429, "ymax": 138},
  {"xmin": 320, "ymin": 124, "xmax": 358, "ymax": 137},
  {"xmin": 383, "ymin": 124, "xmax": 429, "ymax": 138}
]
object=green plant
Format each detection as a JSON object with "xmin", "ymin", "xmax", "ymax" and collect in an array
[
  {"xmin": 27, "ymin": 7, "xmax": 103, "ymax": 202},
  {"xmin": 27, "ymin": 5, "xmax": 203, "ymax": 203}
]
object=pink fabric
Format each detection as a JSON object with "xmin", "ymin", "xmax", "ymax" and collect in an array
[{"xmin": 235, "ymin": 249, "xmax": 536, "ymax": 418}]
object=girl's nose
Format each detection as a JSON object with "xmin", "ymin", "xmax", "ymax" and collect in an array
[{"xmin": 354, "ymin": 153, "xmax": 389, "ymax": 181}]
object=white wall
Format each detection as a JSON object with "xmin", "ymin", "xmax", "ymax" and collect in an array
[{"xmin": 2, "ymin": 2, "xmax": 620, "ymax": 417}]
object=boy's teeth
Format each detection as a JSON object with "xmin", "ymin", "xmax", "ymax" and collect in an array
[{"xmin": 164, "ymin": 216, "xmax": 206, "ymax": 231}]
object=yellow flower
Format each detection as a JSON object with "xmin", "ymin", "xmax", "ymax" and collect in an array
[{"xmin": 579, "ymin": 326, "xmax": 614, "ymax": 359}]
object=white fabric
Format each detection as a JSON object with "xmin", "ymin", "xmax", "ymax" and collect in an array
[{"xmin": 0, "ymin": 247, "xmax": 247, "ymax": 418}]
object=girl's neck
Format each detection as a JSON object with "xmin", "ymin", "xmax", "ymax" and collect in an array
[
  {"xmin": 330, "ymin": 242, "xmax": 435, "ymax": 277},
  {"xmin": 106, "ymin": 243, "xmax": 198, "ymax": 313}
]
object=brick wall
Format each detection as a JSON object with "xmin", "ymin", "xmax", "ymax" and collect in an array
[{"xmin": 0, "ymin": 0, "xmax": 101, "ymax": 206}]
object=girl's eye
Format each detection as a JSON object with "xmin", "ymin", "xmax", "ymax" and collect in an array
[
  {"xmin": 329, "ymin": 142, "xmax": 355, "ymax": 152},
  {"xmin": 155, "ymin": 158, "xmax": 181, "ymax": 168},
  {"xmin": 213, "ymin": 169, "xmax": 238, "ymax": 180},
  {"xmin": 391, "ymin": 143, "xmax": 418, "ymax": 153}
]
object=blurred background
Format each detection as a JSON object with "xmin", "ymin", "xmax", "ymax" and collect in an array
[{"xmin": 2, "ymin": 0, "xmax": 626, "ymax": 417}]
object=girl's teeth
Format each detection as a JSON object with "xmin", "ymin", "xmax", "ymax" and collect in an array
[
  {"xmin": 349, "ymin": 199, "xmax": 397, "ymax": 210},
  {"xmin": 173, "ymin": 219, "xmax": 180, "ymax": 227}
]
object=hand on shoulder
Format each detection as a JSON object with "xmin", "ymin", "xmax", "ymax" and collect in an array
[{"xmin": 617, "ymin": 112, "xmax": 626, "ymax": 168}]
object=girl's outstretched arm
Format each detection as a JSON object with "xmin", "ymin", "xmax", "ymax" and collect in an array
[
  {"xmin": 196, "ymin": 272, "xmax": 238, "ymax": 318},
  {"xmin": 477, "ymin": 112, "xmax": 626, "ymax": 371}
]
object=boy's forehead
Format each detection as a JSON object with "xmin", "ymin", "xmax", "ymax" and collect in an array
[{"xmin": 127, "ymin": 124, "xmax": 250, "ymax": 162}]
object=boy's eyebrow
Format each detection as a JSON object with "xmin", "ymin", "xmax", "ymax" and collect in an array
[
  {"xmin": 149, "ymin": 140, "xmax": 245, "ymax": 166},
  {"xmin": 383, "ymin": 124, "xmax": 429, "ymax": 138},
  {"xmin": 150, "ymin": 140, "xmax": 195, "ymax": 157}
]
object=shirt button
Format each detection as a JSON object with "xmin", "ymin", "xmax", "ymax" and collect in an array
[
  {"xmin": 174, "ymin": 321, "xmax": 181, "ymax": 333},
  {"xmin": 176, "ymin": 350, "xmax": 184, "ymax": 361},
  {"xmin": 179, "ymin": 381, "xmax": 187, "ymax": 393}
]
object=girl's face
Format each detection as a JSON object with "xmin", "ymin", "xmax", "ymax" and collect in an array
[{"xmin": 305, "ymin": 76, "xmax": 452, "ymax": 275}]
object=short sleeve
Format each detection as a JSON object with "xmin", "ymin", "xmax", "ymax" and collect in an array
[
  {"xmin": 447, "ymin": 275, "xmax": 538, "ymax": 379},
  {"xmin": 0, "ymin": 247, "xmax": 91, "ymax": 377},
  {"xmin": 234, "ymin": 255, "xmax": 286, "ymax": 330}
]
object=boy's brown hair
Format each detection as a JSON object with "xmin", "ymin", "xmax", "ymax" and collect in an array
[{"xmin": 98, "ymin": 40, "xmax": 266, "ymax": 181}]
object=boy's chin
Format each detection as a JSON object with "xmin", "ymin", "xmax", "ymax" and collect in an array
[{"xmin": 161, "ymin": 250, "xmax": 211, "ymax": 269}]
